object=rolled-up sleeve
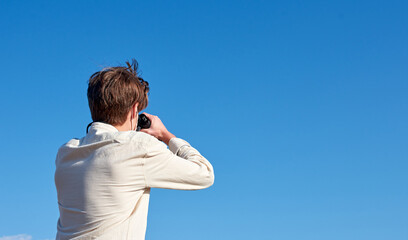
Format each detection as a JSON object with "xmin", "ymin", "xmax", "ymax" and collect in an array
[{"xmin": 143, "ymin": 137, "xmax": 214, "ymax": 190}]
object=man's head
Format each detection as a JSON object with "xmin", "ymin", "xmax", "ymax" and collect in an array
[{"xmin": 87, "ymin": 59, "xmax": 149, "ymax": 126}]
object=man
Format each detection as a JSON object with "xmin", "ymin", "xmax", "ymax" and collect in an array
[{"xmin": 54, "ymin": 60, "xmax": 215, "ymax": 239}]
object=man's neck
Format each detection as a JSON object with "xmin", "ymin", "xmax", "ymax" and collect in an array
[{"xmin": 113, "ymin": 119, "xmax": 136, "ymax": 132}]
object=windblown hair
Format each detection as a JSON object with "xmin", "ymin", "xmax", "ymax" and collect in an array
[{"xmin": 87, "ymin": 59, "xmax": 149, "ymax": 126}]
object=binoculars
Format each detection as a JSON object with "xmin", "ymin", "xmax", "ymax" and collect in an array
[{"xmin": 137, "ymin": 113, "xmax": 151, "ymax": 131}]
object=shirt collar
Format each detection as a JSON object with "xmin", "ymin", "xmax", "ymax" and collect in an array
[{"xmin": 88, "ymin": 122, "xmax": 119, "ymax": 134}]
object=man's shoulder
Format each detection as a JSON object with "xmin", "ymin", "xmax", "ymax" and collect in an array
[
  {"xmin": 118, "ymin": 131, "xmax": 169, "ymax": 152},
  {"xmin": 58, "ymin": 131, "xmax": 152, "ymax": 147},
  {"xmin": 106, "ymin": 131, "xmax": 168, "ymax": 153},
  {"xmin": 55, "ymin": 131, "xmax": 166, "ymax": 162},
  {"xmin": 114, "ymin": 130, "xmax": 155, "ymax": 145}
]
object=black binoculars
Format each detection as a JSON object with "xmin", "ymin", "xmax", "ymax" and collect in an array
[{"xmin": 137, "ymin": 113, "xmax": 151, "ymax": 131}]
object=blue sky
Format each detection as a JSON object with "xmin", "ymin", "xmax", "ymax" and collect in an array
[{"xmin": 0, "ymin": 0, "xmax": 407, "ymax": 239}]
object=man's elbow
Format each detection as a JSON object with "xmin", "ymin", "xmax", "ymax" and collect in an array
[{"xmin": 200, "ymin": 171, "xmax": 215, "ymax": 189}]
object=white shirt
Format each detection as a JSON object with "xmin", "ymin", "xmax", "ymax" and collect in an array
[{"xmin": 54, "ymin": 122, "xmax": 214, "ymax": 239}]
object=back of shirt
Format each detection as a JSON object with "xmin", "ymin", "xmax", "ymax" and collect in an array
[{"xmin": 55, "ymin": 122, "xmax": 214, "ymax": 239}]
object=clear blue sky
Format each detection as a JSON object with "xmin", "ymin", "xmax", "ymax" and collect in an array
[{"xmin": 0, "ymin": 1, "xmax": 407, "ymax": 239}]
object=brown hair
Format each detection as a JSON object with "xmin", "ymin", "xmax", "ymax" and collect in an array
[{"xmin": 87, "ymin": 59, "xmax": 149, "ymax": 126}]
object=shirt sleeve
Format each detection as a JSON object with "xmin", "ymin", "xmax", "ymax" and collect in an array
[{"xmin": 143, "ymin": 137, "xmax": 215, "ymax": 190}]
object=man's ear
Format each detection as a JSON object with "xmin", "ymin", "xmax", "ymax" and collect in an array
[{"xmin": 132, "ymin": 103, "xmax": 139, "ymax": 118}]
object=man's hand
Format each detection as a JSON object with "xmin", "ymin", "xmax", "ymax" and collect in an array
[{"xmin": 140, "ymin": 113, "xmax": 176, "ymax": 145}]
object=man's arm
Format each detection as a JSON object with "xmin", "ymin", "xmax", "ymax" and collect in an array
[{"xmin": 140, "ymin": 113, "xmax": 214, "ymax": 190}]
